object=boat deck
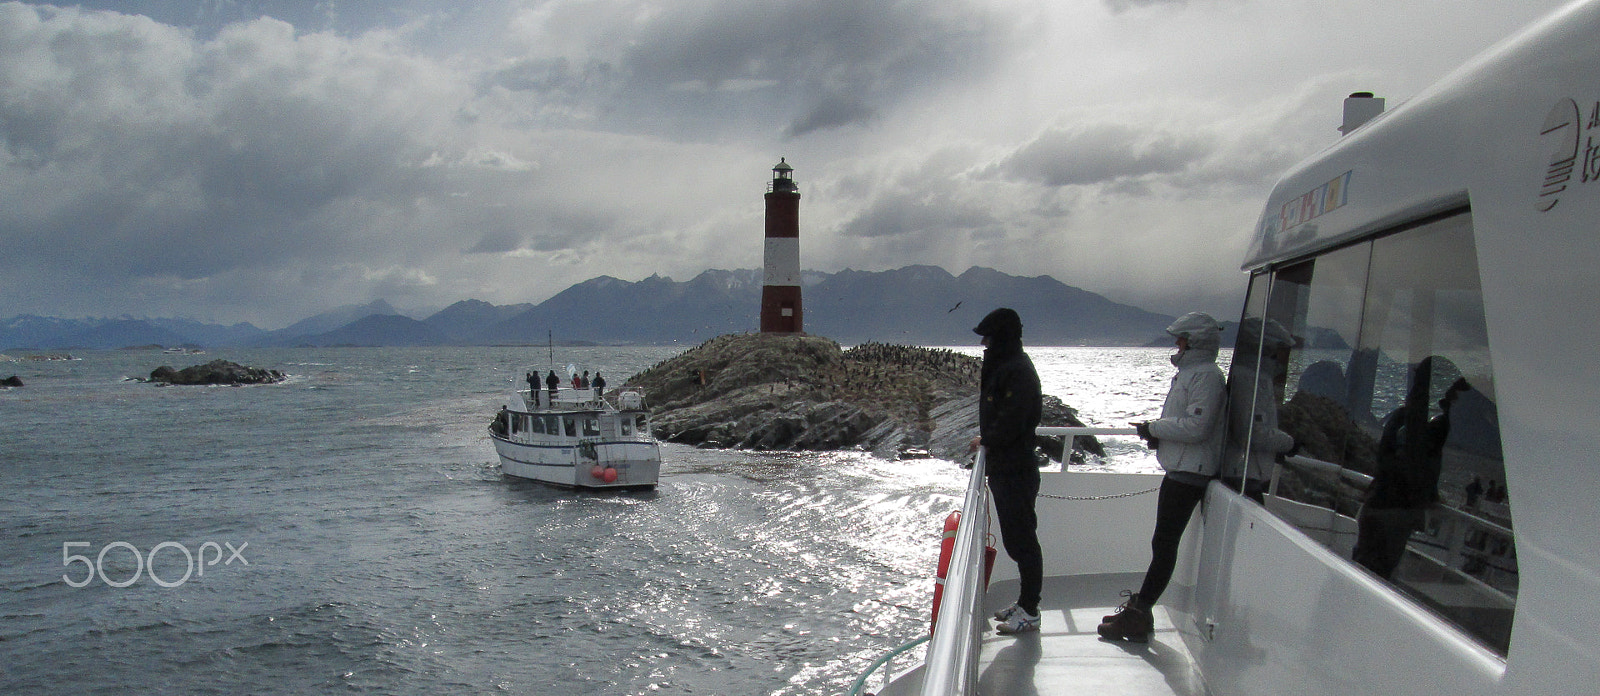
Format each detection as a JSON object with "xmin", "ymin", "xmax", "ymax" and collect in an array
[{"xmin": 977, "ymin": 572, "xmax": 1206, "ymax": 696}]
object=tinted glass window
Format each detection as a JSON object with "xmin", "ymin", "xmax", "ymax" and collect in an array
[{"xmin": 1227, "ymin": 212, "xmax": 1515, "ymax": 653}]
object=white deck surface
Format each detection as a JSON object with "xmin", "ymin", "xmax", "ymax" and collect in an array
[{"xmin": 977, "ymin": 572, "xmax": 1206, "ymax": 696}]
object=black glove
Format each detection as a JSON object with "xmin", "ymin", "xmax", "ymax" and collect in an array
[{"xmin": 1134, "ymin": 421, "xmax": 1159, "ymax": 450}]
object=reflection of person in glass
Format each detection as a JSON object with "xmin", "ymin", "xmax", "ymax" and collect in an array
[
  {"xmin": 1353, "ymin": 356, "xmax": 1469, "ymax": 580},
  {"xmin": 1224, "ymin": 318, "xmax": 1298, "ymax": 502},
  {"xmin": 1099, "ymin": 312, "xmax": 1226, "ymax": 642}
]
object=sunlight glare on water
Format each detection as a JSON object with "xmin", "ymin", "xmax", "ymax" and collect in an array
[{"xmin": 0, "ymin": 345, "xmax": 1174, "ymax": 695}]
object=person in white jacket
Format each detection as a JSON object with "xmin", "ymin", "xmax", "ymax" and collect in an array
[{"xmin": 1099, "ymin": 312, "xmax": 1227, "ymax": 642}]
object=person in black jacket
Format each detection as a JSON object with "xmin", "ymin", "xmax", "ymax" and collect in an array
[{"xmin": 969, "ymin": 307, "xmax": 1045, "ymax": 634}]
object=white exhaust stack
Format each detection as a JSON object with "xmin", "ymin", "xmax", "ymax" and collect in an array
[{"xmin": 1339, "ymin": 92, "xmax": 1385, "ymax": 135}]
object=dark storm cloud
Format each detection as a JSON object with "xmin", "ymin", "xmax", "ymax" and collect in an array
[
  {"xmin": 609, "ymin": 0, "xmax": 1010, "ymax": 136},
  {"xmin": 786, "ymin": 95, "xmax": 877, "ymax": 137},
  {"xmin": 0, "ymin": 7, "xmax": 458, "ymax": 284},
  {"xmin": 996, "ymin": 123, "xmax": 1215, "ymax": 188}
]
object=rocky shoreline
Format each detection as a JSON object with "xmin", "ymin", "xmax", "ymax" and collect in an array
[{"xmin": 623, "ymin": 333, "xmax": 1101, "ymax": 462}]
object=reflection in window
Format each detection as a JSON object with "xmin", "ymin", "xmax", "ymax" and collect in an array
[{"xmin": 1227, "ymin": 211, "xmax": 1516, "ymax": 654}]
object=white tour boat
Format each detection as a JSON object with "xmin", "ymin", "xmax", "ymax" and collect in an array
[
  {"xmin": 853, "ymin": 1, "xmax": 1600, "ymax": 694},
  {"xmin": 488, "ymin": 387, "xmax": 661, "ymax": 490}
]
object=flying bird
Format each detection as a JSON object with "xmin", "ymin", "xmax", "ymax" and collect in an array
[{"xmin": 947, "ymin": 301, "xmax": 962, "ymax": 313}]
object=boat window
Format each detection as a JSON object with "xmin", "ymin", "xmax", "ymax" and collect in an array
[
  {"xmin": 563, "ymin": 417, "xmax": 577, "ymax": 437},
  {"xmin": 543, "ymin": 415, "xmax": 560, "ymax": 435},
  {"xmin": 635, "ymin": 414, "xmax": 649, "ymax": 434},
  {"xmin": 509, "ymin": 413, "xmax": 521, "ymax": 434},
  {"xmin": 583, "ymin": 418, "xmax": 600, "ymax": 437},
  {"xmin": 619, "ymin": 417, "xmax": 633, "ymax": 437},
  {"xmin": 1227, "ymin": 211, "xmax": 1515, "ymax": 654}
]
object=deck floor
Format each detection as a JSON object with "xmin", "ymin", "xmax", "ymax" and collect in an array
[{"xmin": 977, "ymin": 572, "xmax": 1207, "ymax": 696}]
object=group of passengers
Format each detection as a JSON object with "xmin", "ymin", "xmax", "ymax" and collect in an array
[
  {"xmin": 970, "ymin": 307, "xmax": 1241, "ymax": 638},
  {"xmin": 974, "ymin": 305, "xmax": 1461, "ymax": 639}
]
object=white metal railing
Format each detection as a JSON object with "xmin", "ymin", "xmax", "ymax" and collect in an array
[
  {"xmin": 1035, "ymin": 425, "xmax": 1138, "ymax": 438},
  {"xmin": 919, "ymin": 448, "xmax": 991, "ymax": 696}
]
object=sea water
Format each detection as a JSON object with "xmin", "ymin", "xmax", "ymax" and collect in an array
[{"xmin": 0, "ymin": 345, "xmax": 1183, "ymax": 695}]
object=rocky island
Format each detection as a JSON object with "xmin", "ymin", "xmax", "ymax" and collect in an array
[
  {"xmin": 623, "ymin": 333, "xmax": 1101, "ymax": 462},
  {"xmin": 147, "ymin": 359, "xmax": 286, "ymax": 386}
]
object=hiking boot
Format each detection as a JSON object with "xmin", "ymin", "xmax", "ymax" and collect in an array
[
  {"xmin": 1097, "ymin": 605, "xmax": 1153, "ymax": 642},
  {"xmin": 993, "ymin": 603, "xmax": 1022, "ymax": 622},
  {"xmin": 995, "ymin": 608, "xmax": 1041, "ymax": 634},
  {"xmin": 1102, "ymin": 590, "xmax": 1140, "ymax": 624}
]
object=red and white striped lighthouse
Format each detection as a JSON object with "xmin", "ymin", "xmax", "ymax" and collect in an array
[{"xmin": 761, "ymin": 158, "xmax": 803, "ymax": 333}]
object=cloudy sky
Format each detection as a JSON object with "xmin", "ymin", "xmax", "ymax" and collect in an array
[{"xmin": 0, "ymin": 0, "xmax": 1573, "ymax": 328}]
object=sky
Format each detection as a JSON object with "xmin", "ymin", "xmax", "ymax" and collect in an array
[{"xmin": 0, "ymin": 0, "xmax": 1576, "ymax": 329}]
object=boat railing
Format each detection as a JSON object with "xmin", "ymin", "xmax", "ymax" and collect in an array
[{"xmin": 918, "ymin": 448, "xmax": 991, "ymax": 696}]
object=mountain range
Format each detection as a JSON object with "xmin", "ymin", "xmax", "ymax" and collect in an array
[{"xmin": 1, "ymin": 266, "xmax": 1179, "ymax": 350}]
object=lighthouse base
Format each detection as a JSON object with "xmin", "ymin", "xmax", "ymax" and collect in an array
[{"xmin": 760, "ymin": 285, "xmax": 804, "ymax": 333}]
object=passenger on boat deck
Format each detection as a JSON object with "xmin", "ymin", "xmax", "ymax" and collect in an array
[
  {"xmin": 968, "ymin": 307, "xmax": 1045, "ymax": 635},
  {"xmin": 546, "ymin": 370, "xmax": 560, "ymax": 396},
  {"xmin": 1100, "ymin": 312, "xmax": 1227, "ymax": 643},
  {"xmin": 581, "ymin": 371, "xmax": 591, "ymax": 389},
  {"xmin": 593, "ymin": 372, "xmax": 606, "ymax": 398}
]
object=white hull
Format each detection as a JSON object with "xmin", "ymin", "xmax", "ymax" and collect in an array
[{"xmin": 491, "ymin": 434, "xmax": 661, "ymax": 489}]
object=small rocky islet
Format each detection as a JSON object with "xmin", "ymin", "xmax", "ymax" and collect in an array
[
  {"xmin": 623, "ymin": 333, "xmax": 1102, "ymax": 462},
  {"xmin": 144, "ymin": 359, "xmax": 287, "ymax": 386}
]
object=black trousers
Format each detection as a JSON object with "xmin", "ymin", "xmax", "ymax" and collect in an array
[
  {"xmin": 988, "ymin": 468, "xmax": 1042, "ymax": 614},
  {"xmin": 1137, "ymin": 476, "xmax": 1208, "ymax": 605}
]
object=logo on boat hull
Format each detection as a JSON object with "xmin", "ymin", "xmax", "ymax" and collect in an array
[{"xmin": 1538, "ymin": 98, "xmax": 1600, "ymax": 212}]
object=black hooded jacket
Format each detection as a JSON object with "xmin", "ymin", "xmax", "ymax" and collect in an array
[{"xmin": 976, "ymin": 310, "xmax": 1043, "ymax": 475}]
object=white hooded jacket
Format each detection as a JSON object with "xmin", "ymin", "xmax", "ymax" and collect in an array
[{"xmin": 1149, "ymin": 347, "xmax": 1227, "ymax": 477}]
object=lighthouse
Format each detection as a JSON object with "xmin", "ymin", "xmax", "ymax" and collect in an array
[{"xmin": 761, "ymin": 158, "xmax": 803, "ymax": 333}]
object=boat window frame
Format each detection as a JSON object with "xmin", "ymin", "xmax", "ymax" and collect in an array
[{"xmin": 1229, "ymin": 205, "xmax": 1517, "ymax": 654}]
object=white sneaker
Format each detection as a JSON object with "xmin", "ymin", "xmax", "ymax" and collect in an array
[
  {"xmin": 996, "ymin": 608, "xmax": 1040, "ymax": 634},
  {"xmin": 993, "ymin": 603, "xmax": 1022, "ymax": 622}
]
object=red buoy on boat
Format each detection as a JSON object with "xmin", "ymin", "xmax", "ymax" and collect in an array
[{"xmin": 930, "ymin": 511, "xmax": 961, "ymax": 632}]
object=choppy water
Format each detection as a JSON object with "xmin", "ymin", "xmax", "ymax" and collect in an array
[{"xmin": 0, "ymin": 345, "xmax": 1178, "ymax": 695}]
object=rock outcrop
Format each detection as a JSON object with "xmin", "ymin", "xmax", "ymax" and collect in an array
[
  {"xmin": 624, "ymin": 333, "xmax": 1100, "ymax": 462},
  {"xmin": 149, "ymin": 359, "xmax": 286, "ymax": 386}
]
